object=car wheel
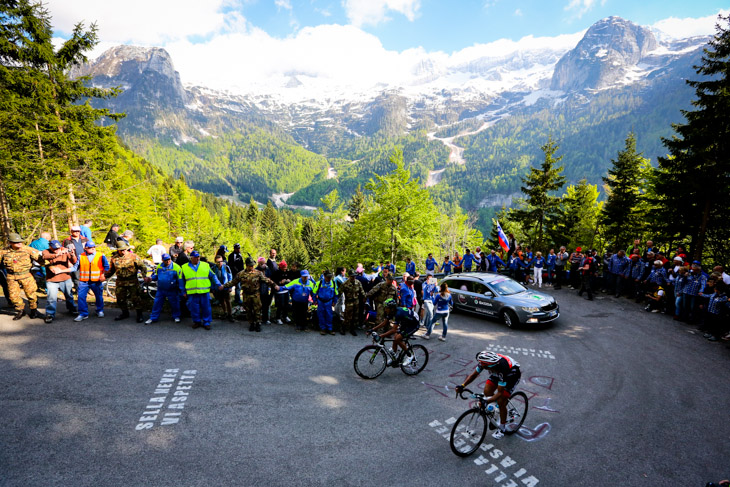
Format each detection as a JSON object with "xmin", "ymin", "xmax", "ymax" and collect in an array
[{"xmin": 502, "ymin": 309, "xmax": 519, "ymax": 329}]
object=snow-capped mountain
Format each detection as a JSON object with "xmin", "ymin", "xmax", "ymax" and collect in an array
[
  {"xmin": 73, "ymin": 16, "xmax": 707, "ymax": 148},
  {"xmin": 69, "ymin": 16, "xmax": 712, "ymax": 216}
]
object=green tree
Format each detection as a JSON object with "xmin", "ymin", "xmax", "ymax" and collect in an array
[
  {"xmin": 511, "ymin": 137, "xmax": 566, "ymax": 251},
  {"xmin": 345, "ymin": 149, "xmax": 438, "ymax": 264},
  {"xmin": 301, "ymin": 218, "xmax": 323, "ymax": 265},
  {"xmin": 600, "ymin": 132, "xmax": 649, "ymax": 251},
  {"xmin": 260, "ymin": 200, "xmax": 278, "ymax": 230},
  {"xmin": 549, "ymin": 180, "xmax": 603, "ymax": 250},
  {"xmin": 653, "ymin": 14, "xmax": 730, "ymax": 262},
  {"xmin": 347, "ymin": 183, "xmax": 365, "ymax": 221},
  {"xmin": 0, "ymin": 0, "xmax": 122, "ymax": 239}
]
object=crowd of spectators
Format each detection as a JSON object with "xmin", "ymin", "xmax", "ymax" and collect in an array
[{"xmin": 500, "ymin": 238, "xmax": 730, "ymax": 343}]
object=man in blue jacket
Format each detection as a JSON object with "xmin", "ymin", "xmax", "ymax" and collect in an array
[
  {"xmin": 425, "ymin": 253, "xmax": 437, "ymax": 273},
  {"xmin": 405, "ymin": 257, "xmax": 416, "ymax": 276},
  {"xmin": 462, "ymin": 249, "xmax": 476, "ymax": 272},
  {"xmin": 313, "ymin": 270, "xmax": 338, "ymax": 335},
  {"xmin": 145, "ymin": 253, "xmax": 182, "ymax": 325},
  {"xmin": 286, "ymin": 270, "xmax": 314, "ymax": 331},
  {"xmin": 486, "ymin": 250, "xmax": 506, "ymax": 273}
]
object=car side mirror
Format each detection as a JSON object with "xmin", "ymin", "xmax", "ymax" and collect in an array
[{"xmin": 484, "ymin": 291, "xmax": 494, "ymax": 297}]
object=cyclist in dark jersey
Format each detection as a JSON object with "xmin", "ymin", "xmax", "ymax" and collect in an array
[
  {"xmin": 370, "ymin": 298, "xmax": 420, "ymax": 366},
  {"xmin": 456, "ymin": 351, "xmax": 521, "ymax": 439}
]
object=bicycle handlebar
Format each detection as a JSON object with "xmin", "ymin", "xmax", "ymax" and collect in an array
[{"xmin": 456, "ymin": 388, "xmax": 486, "ymax": 400}]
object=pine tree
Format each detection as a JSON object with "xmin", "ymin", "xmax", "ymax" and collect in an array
[
  {"xmin": 601, "ymin": 132, "xmax": 648, "ymax": 250},
  {"xmin": 653, "ymin": 14, "xmax": 730, "ymax": 262},
  {"xmin": 550, "ymin": 180, "xmax": 602, "ymax": 250},
  {"xmin": 0, "ymin": 0, "xmax": 123, "ymax": 238},
  {"xmin": 245, "ymin": 197, "xmax": 259, "ymax": 228},
  {"xmin": 301, "ymin": 218, "xmax": 322, "ymax": 265},
  {"xmin": 511, "ymin": 137, "xmax": 566, "ymax": 251},
  {"xmin": 347, "ymin": 183, "xmax": 365, "ymax": 221}
]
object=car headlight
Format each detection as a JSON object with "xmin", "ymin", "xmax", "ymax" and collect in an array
[{"xmin": 521, "ymin": 306, "xmax": 540, "ymax": 313}]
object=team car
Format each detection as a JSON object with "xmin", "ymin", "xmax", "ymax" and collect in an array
[{"xmin": 440, "ymin": 272, "xmax": 559, "ymax": 327}]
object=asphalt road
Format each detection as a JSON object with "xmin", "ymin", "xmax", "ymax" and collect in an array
[{"xmin": 1, "ymin": 287, "xmax": 728, "ymax": 487}]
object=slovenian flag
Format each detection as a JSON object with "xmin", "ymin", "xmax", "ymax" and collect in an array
[{"xmin": 495, "ymin": 219, "xmax": 510, "ymax": 253}]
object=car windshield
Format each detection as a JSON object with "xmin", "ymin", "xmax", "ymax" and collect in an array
[{"xmin": 488, "ymin": 278, "xmax": 526, "ymax": 295}]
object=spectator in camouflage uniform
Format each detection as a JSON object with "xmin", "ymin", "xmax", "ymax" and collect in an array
[
  {"xmin": 340, "ymin": 269, "xmax": 364, "ymax": 336},
  {"xmin": 223, "ymin": 256, "xmax": 279, "ymax": 332},
  {"xmin": 0, "ymin": 233, "xmax": 44, "ymax": 320},
  {"xmin": 105, "ymin": 240, "xmax": 147, "ymax": 323},
  {"xmin": 366, "ymin": 273, "xmax": 398, "ymax": 324}
]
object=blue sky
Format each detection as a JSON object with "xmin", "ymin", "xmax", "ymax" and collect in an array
[
  {"xmin": 242, "ymin": 0, "xmax": 730, "ymax": 52},
  {"xmin": 47, "ymin": 0, "xmax": 729, "ymax": 95}
]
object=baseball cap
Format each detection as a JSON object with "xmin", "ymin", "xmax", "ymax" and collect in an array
[
  {"xmin": 49, "ymin": 240, "xmax": 62, "ymax": 249},
  {"xmin": 279, "ymin": 260, "xmax": 287, "ymax": 269},
  {"xmin": 233, "ymin": 243, "xmax": 241, "ymax": 248},
  {"xmin": 162, "ymin": 253, "xmax": 171, "ymax": 260},
  {"xmin": 175, "ymin": 236, "xmax": 184, "ymax": 243},
  {"xmin": 71, "ymin": 225, "xmax": 81, "ymax": 231},
  {"xmin": 190, "ymin": 250, "xmax": 200, "ymax": 257},
  {"xmin": 300, "ymin": 270, "xmax": 310, "ymax": 277},
  {"xmin": 673, "ymin": 256, "xmax": 683, "ymax": 261},
  {"xmin": 692, "ymin": 260, "xmax": 701, "ymax": 266},
  {"xmin": 575, "ymin": 246, "xmax": 582, "ymax": 252},
  {"xmin": 84, "ymin": 241, "xmax": 96, "ymax": 248},
  {"xmin": 348, "ymin": 269, "xmax": 356, "ymax": 277}
]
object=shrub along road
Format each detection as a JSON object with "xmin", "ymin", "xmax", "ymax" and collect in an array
[{"xmin": 0, "ymin": 288, "xmax": 727, "ymax": 486}]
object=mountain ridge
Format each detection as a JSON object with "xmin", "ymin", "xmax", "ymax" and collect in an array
[{"xmin": 71, "ymin": 16, "xmax": 710, "ymax": 231}]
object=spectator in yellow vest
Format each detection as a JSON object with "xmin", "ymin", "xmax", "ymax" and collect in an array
[{"xmin": 178, "ymin": 251, "xmax": 222, "ymax": 331}]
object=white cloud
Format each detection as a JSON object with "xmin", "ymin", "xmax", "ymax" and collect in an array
[
  {"xmin": 166, "ymin": 24, "xmax": 413, "ymax": 92},
  {"xmin": 160, "ymin": 25, "xmax": 584, "ymax": 100},
  {"xmin": 275, "ymin": 0, "xmax": 293, "ymax": 11},
  {"xmin": 343, "ymin": 0, "xmax": 421, "ymax": 27},
  {"xmin": 652, "ymin": 9, "xmax": 729, "ymax": 39},
  {"xmin": 46, "ymin": 2, "xmax": 724, "ymax": 102},
  {"xmin": 563, "ymin": 0, "xmax": 606, "ymax": 19},
  {"xmin": 45, "ymin": 0, "xmax": 241, "ymax": 45},
  {"xmin": 514, "ymin": 9, "xmax": 523, "ymax": 17}
]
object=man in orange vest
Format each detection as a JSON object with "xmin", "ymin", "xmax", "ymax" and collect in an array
[{"xmin": 74, "ymin": 241, "xmax": 110, "ymax": 322}]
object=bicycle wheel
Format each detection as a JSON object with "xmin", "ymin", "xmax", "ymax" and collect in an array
[
  {"xmin": 450, "ymin": 408, "xmax": 487, "ymax": 457},
  {"xmin": 354, "ymin": 346, "xmax": 388, "ymax": 379},
  {"xmin": 400, "ymin": 344, "xmax": 429, "ymax": 376},
  {"xmin": 503, "ymin": 391, "xmax": 528, "ymax": 435},
  {"xmin": 105, "ymin": 276, "xmax": 116, "ymax": 298}
]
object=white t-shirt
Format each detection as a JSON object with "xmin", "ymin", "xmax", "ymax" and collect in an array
[{"xmin": 147, "ymin": 244, "xmax": 167, "ymax": 264}]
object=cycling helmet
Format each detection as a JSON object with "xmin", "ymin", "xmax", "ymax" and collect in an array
[
  {"xmin": 384, "ymin": 298, "xmax": 398, "ymax": 310},
  {"xmin": 476, "ymin": 351, "xmax": 500, "ymax": 366}
]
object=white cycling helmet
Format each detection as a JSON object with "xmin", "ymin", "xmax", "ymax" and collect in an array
[{"xmin": 476, "ymin": 351, "xmax": 500, "ymax": 366}]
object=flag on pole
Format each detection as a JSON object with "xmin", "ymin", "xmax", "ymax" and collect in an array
[{"xmin": 495, "ymin": 219, "xmax": 510, "ymax": 253}]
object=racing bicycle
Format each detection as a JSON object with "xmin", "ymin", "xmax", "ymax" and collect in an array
[
  {"xmin": 449, "ymin": 388, "xmax": 528, "ymax": 457},
  {"xmin": 353, "ymin": 333, "xmax": 428, "ymax": 379}
]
